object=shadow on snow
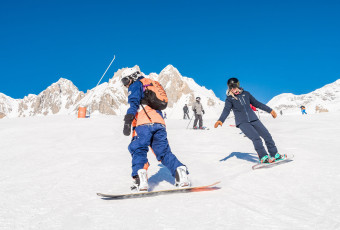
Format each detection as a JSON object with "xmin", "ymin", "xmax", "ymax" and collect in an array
[
  {"xmin": 220, "ymin": 152, "xmax": 259, "ymax": 163},
  {"xmin": 148, "ymin": 164, "xmax": 175, "ymax": 191}
]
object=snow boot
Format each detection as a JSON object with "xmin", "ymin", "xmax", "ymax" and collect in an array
[
  {"xmin": 193, "ymin": 126, "xmax": 198, "ymax": 129},
  {"xmin": 131, "ymin": 169, "xmax": 148, "ymax": 192},
  {"xmin": 274, "ymin": 153, "xmax": 286, "ymax": 161},
  {"xmin": 175, "ymin": 166, "xmax": 190, "ymax": 188},
  {"xmin": 260, "ymin": 155, "xmax": 273, "ymax": 164}
]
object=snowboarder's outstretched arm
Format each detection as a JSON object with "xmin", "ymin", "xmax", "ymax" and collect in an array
[
  {"xmin": 247, "ymin": 92, "xmax": 277, "ymax": 118},
  {"xmin": 215, "ymin": 99, "xmax": 232, "ymax": 128},
  {"xmin": 247, "ymin": 92, "xmax": 271, "ymax": 113}
]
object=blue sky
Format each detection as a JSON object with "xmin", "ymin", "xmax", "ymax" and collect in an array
[{"xmin": 1, "ymin": 0, "xmax": 340, "ymax": 102}]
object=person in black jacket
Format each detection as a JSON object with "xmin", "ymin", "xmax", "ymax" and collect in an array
[
  {"xmin": 183, "ymin": 104, "xmax": 190, "ymax": 119},
  {"xmin": 214, "ymin": 78, "xmax": 285, "ymax": 164}
]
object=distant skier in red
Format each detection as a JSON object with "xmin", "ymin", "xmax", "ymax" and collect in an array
[{"xmin": 214, "ymin": 78, "xmax": 286, "ymax": 164}]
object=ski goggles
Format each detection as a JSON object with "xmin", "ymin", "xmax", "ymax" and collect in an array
[
  {"xmin": 228, "ymin": 83, "xmax": 239, "ymax": 89},
  {"xmin": 121, "ymin": 77, "xmax": 131, "ymax": 86}
]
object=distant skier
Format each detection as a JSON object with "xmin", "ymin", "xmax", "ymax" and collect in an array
[
  {"xmin": 121, "ymin": 68, "xmax": 190, "ymax": 192},
  {"xmin": 214, "ymin": 78, "xmax": 285, "ymax": 163},
  {"xmin": 280, "ymin": 110, "xmax": 283, "ymax": 116},
  {"xmin": 300, "ymin": 106, "xmax": 307, "ymax": 115},
  {"xmin": 183, "ymin": 104, "xmax": 190, "ymax": 119},
  {"xmin": 192, "ymin": 97, "xmax": 205, "ymax": 129},
  {"xmin": 164, "ymin": 112, "xmax": 167, "ymax": 119}
]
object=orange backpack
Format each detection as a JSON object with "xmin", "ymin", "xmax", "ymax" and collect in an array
[{"xmin": 140, "ymin": 78, "xmax": 168, "ymax": 110}]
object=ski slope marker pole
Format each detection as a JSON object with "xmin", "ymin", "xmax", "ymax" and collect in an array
[
  {"xmin": 95, "ymin": 55, "xmax": 116, "ymax": 88},
  {"xmin": 84, "ymin": 55, "xmax": 116, "ymax": 106}
]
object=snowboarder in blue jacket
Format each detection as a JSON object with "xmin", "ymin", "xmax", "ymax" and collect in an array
[
  {"xmin": 121, "ymin": 68, "xmax": 190, "ymax": 192},
  {"xmin": 214, "ymin": 78, "xmax": 285, "ymax": 163}
]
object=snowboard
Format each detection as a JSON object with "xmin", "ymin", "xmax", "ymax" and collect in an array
[
  {"xmin": 252, "ymin": 154, "xmax": 294, "ymax": 170},
  {"xmin": 191, "ymin": 126, "xmax": 210, "ymax": 130},
  {"xmin": 97, "ymin": 181, "xmax": 220, "ymax": 200}
]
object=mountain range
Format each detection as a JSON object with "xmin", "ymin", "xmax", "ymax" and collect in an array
[
  {"xmin": 267, "ymin": 79, "xmax": 340, "ymax": 114},
  {"xmin": 1, "ymin": 66, "xmax": 339, "ymax": 119},
  {"xmin": 0, "ymin": 65, "xmax": 224, "ymax": 119}
]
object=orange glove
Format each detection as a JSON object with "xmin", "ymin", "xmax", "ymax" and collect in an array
[
  {"xmin": 214, "ymin": 121, "xmax": 223, "ymax": 128},
  {"xmin": 271, "ymin": 110, "xmax": 277, "ymax": 119}
]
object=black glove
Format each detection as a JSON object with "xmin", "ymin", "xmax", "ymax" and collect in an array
[
  {"xmin": 123, "ymin": 114, "xmax": 135, "ymax": 136},
  {"xmin": 193, "ymin": 109, "xmax": 197, "ymax": 115},
  {"xmin": 202, "ymin": 110, "xmax": 205, "ymax": 114}
]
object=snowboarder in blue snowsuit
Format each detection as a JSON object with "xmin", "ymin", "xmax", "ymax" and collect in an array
[
  {"xmin": 214, "ymin": 78, "xmax": 285, "ymax": 163},
  {"xmin": 300, "ymin": 106, "xmax": 307, "ymax": 115},
  {"xmin": 121, "ymin": 68, "xmax": 190, "ymax": 192}
]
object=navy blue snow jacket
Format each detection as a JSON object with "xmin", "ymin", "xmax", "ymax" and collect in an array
[{"xmin": 218, "ymin": 90, "xmax": 272, "ymax": 127}]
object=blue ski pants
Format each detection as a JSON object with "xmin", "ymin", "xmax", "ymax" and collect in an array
[
  {"xmin": 238, "ymin": 120, "xmax": 278, "ymax": 159},
  {"xmin": 128, "ymin": 123, "xmax": 184, "ymax": 177}
]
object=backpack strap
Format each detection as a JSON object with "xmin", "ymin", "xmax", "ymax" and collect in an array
[
  {"xmin": 140, "ymin": 104, "xmax": 153, "ymax": 123},
  {"xmin": 142, "ymin": 83, "xmax": 152, "ymax": 92},
  {"xmin": 140, "ymin": 78, "xmax": 153, "ymax": 92}
]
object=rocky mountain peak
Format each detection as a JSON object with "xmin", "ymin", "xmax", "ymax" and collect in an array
[
  {"xmin": 48, "ymin": 78, "xmax": 80, "ymax": 93},
  {"xmin": 267, "ymin": 79, "xmax": 340, "ymax": 114},
  {"xmin": 0, "ymin": 65, "xmax": 224, "ymax": 118}
]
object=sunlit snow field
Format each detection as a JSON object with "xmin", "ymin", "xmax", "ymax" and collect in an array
[{"xmin": 1, "ymin": 113, "xmax": 340, "ymax": 229}]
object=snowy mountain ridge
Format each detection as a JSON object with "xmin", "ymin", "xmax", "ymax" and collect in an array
[
  {"xmin": 0, "ymin": 65, "xmax": 224, "ymax": 119},
  {"xmin": 2, "ymin": 68, "xmax": 339, "ymax": 119},
  {"xmin": 267, "ymin": 79, "xmax": 340, "ymax": 114}
]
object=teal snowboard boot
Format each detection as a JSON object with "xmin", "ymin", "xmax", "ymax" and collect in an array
[
  {"xmin": 274, "ymin": 153, "xmax": 286, "ymax": 161},
  {"xmin": 260, "ymin": 155, "xmax": 273, "ymax": 164}
]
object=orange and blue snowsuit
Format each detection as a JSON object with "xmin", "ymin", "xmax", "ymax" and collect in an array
[
  {"xmin": 126, "ymin": 77, "xmax": 184, "ymax": 177},
  {"xmin": 300, "ymin": 106, "xmax": 307, "ymax": 115}
]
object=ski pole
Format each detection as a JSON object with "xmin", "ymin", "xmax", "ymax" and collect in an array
[{"xmin": 186, "ymin": 115, "xmax": 194, "ymax": 129}]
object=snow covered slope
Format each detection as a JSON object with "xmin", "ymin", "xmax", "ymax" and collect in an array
[
  {"xmin": 0, "ymin": 65, "xmax": 223, "ymax": 119},
  {"xmin": 1, "ymin": 113, "xmax": 339, "ymax": 229},
  {"xmin": 267, "ymin": 79, "xmax": 340, "ymax": 114}
]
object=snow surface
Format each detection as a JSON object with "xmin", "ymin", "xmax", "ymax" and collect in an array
[{"xmin": 1, "ymin": 113, "xmax": 340, "ymax": 229}]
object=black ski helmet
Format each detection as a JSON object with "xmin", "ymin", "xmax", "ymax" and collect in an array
[
  {"xmin": 196, "ymin": 97, "xmax": 201, "ymax": 101},
  {"xmin": 227, "ymin": 78, "xmax": 240, "ymax": 89}
]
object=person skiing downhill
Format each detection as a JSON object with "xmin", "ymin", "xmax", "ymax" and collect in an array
[
  {"xmin": 192, "ymin": 97, "xmax": 205, "ymax": 129},
  {"xmin": 214, "ymin": 78, "xmax": 285, "ymax": 163},
  {"xmin": 121, "ymin": 68, "xmax": 190, "ymax": 192}
]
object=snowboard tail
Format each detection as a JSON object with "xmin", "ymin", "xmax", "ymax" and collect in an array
[{"xmin": 97, "ymin": 181, "xmax": 220, "ymax": 200}]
